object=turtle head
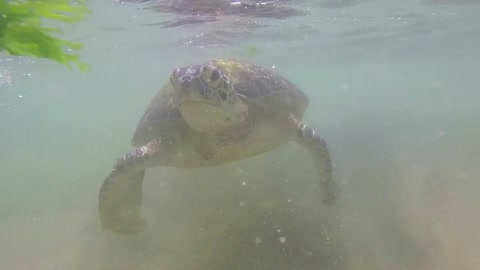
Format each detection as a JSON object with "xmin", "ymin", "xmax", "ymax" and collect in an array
[{"xmin": 170, "ymin": 63, "xmax": 247, "ymax": 132}]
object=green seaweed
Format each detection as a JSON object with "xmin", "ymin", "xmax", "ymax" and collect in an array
[{"xmin": 0, "ymin": 0, "xmax": 91, "ymax": 71}]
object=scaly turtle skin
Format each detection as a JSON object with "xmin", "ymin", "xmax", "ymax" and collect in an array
[{"xmin": 98, "ymin": 58, "xmax": 340, "ymax": 234}]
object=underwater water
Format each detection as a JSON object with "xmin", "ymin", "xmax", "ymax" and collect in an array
[{"xmin": 1, "ymin": 0, "xmax": 479, "ymax": 269}]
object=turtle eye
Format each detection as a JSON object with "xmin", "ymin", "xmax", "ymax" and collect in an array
[{"xmin": 210, "ymin": 70, "xmax": 220, "ymax": 81}]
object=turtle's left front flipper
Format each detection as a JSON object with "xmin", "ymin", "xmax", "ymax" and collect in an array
[{"xmin": 287, "ymin": 115, "xmax": 340, "ymax": 205}]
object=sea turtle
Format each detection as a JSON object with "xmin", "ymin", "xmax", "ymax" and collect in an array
[{"xmin": 98, "ymin": 58, "xmax": 340, "ymax": 234}]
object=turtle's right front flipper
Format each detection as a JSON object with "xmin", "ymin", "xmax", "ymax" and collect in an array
[{"xmin": 98, "ymin": 140, "xmax": 162, "ymax": 235}]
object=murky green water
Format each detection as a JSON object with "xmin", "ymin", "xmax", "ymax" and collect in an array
[{"xmin": 1, "ymin": 0, "xmax": 479, "ymax": 269}]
